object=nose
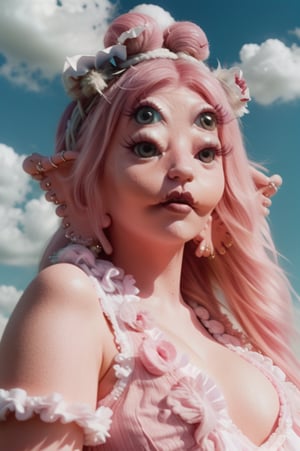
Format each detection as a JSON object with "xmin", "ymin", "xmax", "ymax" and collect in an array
[{"xmin": 167, "ymin": 151, "xmax": 194, "ymax": 183}]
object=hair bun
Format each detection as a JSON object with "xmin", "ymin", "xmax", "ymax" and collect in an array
[
  {"xmin": 164, "ymin": 22, "xmax": 209, "ymax": 61},
  {"xmin": 104, "ymin": 12, "xmax": 164, "ymax": 55}
]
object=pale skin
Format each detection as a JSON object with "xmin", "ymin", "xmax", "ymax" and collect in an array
[{"xmin": 0, "ymin": 86, "xmax": 280, "ymax": 449}]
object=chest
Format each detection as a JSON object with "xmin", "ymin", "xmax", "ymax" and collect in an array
[{"xmin": 99, "ymin": 317, "xmax": 280, "ymax": 448}]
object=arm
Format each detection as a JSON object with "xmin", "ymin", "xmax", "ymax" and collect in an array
[{"xmin": 0, "ymin": 263, "xmax": 107, "ymax": 450}]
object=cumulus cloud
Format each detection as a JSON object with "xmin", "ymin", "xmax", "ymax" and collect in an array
[
  {"xmin": 0, "ymin": 144, "xmax": 59, "ymax": 265},
  {"xmin": 289, "ymin": 27, "xmax": 300, "ymax": 39},
  {"xmin": 0, "ymin": 285, "xmax": 22, "ymax": 338},
  {"xmin": 0, "ymin": 1, "xmax": 177, "ymax": 91},
  {"xmin": 239, "ymin": 38, "xmax": 300, "ymax": 105},
  {"xmin": 0, "ymin": 0, "xmax": 115, "ymax": 90},
  {"xmin": 130, "ymin": 4, "xmax": 174, "ymax": 29}
]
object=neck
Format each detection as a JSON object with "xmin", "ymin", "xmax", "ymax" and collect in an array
[{"xmin": 108, "ymin": 230, "xmax": 185, "ymax": 306}]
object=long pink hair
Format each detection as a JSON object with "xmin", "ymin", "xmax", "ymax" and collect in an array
[{"xmin": 49, "ymin": 13, "xmax": 300, "ymax": 386}]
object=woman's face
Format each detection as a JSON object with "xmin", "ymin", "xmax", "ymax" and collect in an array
[{"xmin": 102, "ymin": 85, "xmax": 225, "ymax": 246}]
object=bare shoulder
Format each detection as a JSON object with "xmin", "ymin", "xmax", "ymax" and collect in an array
[
  {"xmin": 27, "ymin": 262, "xmax": 100, "ymax": 306},
  {"xmin": 0, "ymin": 262, "xmax": 107, "ymax": 404}
]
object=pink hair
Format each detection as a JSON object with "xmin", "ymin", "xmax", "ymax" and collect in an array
[{"xmin": 49, "ymin": 14, "xmax": 300, "ymax": 386}]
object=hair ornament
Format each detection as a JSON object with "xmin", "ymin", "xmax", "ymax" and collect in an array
[
  {"xmin": 62, "ymin": 26, "xmax": 147, "ymax": 100},
  {"xmin": 63, "ymin": 44, "xmax": 127, "ymax": 99},
  {"xmin": 213, "ymin": 64, "xmax": 251, "ymax": 117},
  {"xmin": 62, "ymin": 22, "xmax": 211, "ymax": 102},
  {"xmin": 117, "ymin": 25, "xmax": 146, "ymax": 44}
]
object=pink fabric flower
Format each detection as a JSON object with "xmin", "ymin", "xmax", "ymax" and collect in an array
[
  {"xmin": 167, "ymin": 374, "xmax": 227, "ymax": 446},
  {"xmin": 118, "ymin": 302, "xmax": 153, "ymax": 331},
  {"xmin": 139, "ymin": 337, "xmax": 187, "ymax": 376}
]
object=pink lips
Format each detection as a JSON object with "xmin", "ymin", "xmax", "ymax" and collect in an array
[{"xmin": 161, "ymin": 191, "xmax": 195, "ymax": 213}]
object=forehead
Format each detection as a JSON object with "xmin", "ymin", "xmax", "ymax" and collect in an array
[{"xmin": 126, "ymin": 84, "xmax": 214, "ymax": 112}]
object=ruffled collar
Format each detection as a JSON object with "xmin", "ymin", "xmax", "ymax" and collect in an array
[{"xmin": 56, "ymin": 244, "xmax": 297, "ymax": 449}]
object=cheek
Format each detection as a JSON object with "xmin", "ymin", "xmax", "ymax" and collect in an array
[
  {"xmin": 123, "ymin": 165, "xmax": 160, "ymax": 195},
  {"xmin": 198, "ymin": 166, "xmax": 225, "ymax": 213}
]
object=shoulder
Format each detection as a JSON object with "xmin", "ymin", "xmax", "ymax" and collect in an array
[
  {"xmin": 37, "ymin": 262, "xmax": 99, "ymax": 309},
  {"xmin": 0, "ymin": 262, "xmax": 107, "ymax": 403},
  {"xmin": 6, "ymin": 262, "xmax": 105, "ymax": 339}
]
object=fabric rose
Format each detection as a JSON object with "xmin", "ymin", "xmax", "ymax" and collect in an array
[
  {"xmin": 118, "ymin": 302, "xmax": 153, "ymax": 331},
  {"xmin": 139, "ymin": 337, "xmax": 187, "ymax": 376},
  {"xmin": 167, "ymin": 373, "xmax": 227, "ymax": 446}
]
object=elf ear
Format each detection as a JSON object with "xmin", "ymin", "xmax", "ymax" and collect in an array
[
  {"xmin": 250, "ymin": 167, "xmax": 282, "ymax": 216},
  {"xmin": 209, "ymin": 168, "xmax": 282, "ymax": 257},
  {"xmin": 23, "ymin": 151, "xmax": 112, "ymax": 254}
]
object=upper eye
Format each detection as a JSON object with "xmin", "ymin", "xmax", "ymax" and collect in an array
[
  {"xmin": 196, "ymin": 148, "xmax": 216, "ymax": 163},
  {"xmin": 134, "ymin": 106, "xmax": 162, "ymax": 124},
  {"xmin": 195, "ymin": 112, "xmax": 217, "ymax": 131}
]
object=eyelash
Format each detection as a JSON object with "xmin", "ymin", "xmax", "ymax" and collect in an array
[
  {"xmin": 124, "ymin": 100, "xmax": 164, "ymax": 120},
  {"xmin": 212, "ymin": 104, "xmax": 232, "ymax": 125},
  {"xmin": 212, "ymin": 145, "xmax": 232, "ymax": 157},
  {"xmin": 123, "ymin": 137, "xmax": 232, "ymax": 159},
  {"xmin": 122, "ymin": 137, "xmax": 161, "ymax": 154}
]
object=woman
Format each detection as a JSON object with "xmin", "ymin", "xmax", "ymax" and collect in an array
[{"xmin": 0, "ymin": 6, "xmax": 299, "ymax": 450}]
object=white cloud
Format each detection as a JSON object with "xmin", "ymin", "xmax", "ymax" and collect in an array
[
  {"xmin": 0, "ymin": 144, "xmax": 59, "ymax": 266},
  {"xmin": 0, "ymin": 285, "xmax": 22, "ymax": 338},
  {"xmin": 239, "ymin": 38, "xmax": 300, "ymax": 105},
  {"xmin": 0, "ymin": 285, "xmax": 21, "ymax": 318},
  {"xmin": 130, "ymin": 4, "xmax": 174, "ymax": 29},
  {"xmin": 0, "ymin": 0, "xmax": 116, "ymax": 90},
  {"xmin": 289, "ymin": 27, "xmax": 300, "ymax": 39},
  {"xmin": 0, "ymin": 144, "xmax": 30, "ymax": 204}
]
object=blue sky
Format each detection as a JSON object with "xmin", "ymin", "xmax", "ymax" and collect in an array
[{"xmin": 0, "ymin": 0, "xmax": 300, "ymax": 334}]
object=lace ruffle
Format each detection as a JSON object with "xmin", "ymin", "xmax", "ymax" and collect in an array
[
  {"xmin": 0, "ymin": 388, "xmax": 112, "ymax": 446},
  {"xmin": 56, "ymin": 244, "xmax": 138, "ymax": 401}
]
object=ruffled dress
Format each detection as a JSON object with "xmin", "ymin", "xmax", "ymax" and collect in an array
[{"xmin": 1, "ymin": 244, "xmax": 300, "ymax": 450}]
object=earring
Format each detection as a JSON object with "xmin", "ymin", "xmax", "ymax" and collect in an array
[
  {"xmin": 194, "ymin": 216, "xmax": 215, "ymax": 259},
  {"xmin": 211, "ymin": 211, "xmax": 233, "ymax": 256}
]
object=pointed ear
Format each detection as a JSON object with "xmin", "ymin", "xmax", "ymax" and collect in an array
[
  {"xmin": 23, "ymin": 151, "xmax": 113, "ymax": 254},
  {"xmin": 194, "ymin": 215, "xmax": 215, "ymax": 258}
]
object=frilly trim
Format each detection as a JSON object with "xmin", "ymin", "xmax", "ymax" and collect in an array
[
  {"xmin": 55, "ymin": 244, "xmax": 139, "ymax": 303},
  {"xmin": 0, "ymin": 388, "xmax": 112, "ymax": 446},
  {"xmin": 56, "ymin": 244, "xmax": 137, "ymax": 402}
]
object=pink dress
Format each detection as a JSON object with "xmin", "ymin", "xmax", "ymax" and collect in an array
[{"xmin": 1, "ymin": 244, "xmax": 300, "ymax": 450}]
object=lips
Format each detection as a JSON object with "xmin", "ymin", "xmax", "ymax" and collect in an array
[{"xmin": 161, "ymin": 191, "xmax": 195, "ymax": 213}]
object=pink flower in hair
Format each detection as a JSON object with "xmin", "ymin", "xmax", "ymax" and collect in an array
[
  {"xmin": 139, "ymin": 337, "xmax": 187, "ymax": 376},
  {"xmin": 214, "ymin": 65, "xmax": 251, "ymax": 117},
  {"xmin": 234, "ymin": 71, "xmax": 251, "ymax": 106}
]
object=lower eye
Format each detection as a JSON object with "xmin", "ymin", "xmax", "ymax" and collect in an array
[
  {"xmin": 133, "ymin": 142, "xmax": 159, "ymax": 158},
  {"xmin": 196, "ymin": 148, "xmax": 216, "ymax": 163}
]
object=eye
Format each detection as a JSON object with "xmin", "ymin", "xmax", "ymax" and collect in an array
[
  {"xmin": 133, "ymin": 142, "xmax": 160, "ymax": 158},
  {"xmin": 195, "ymin": 112, "xmax": 217, "ymax": 130},
  {"xmin": 134, "ymin": 106, "xmax": 162, "ymax": 124},
  {"xmin": 196, "ymin": 148, "xmax": 216, "ymax": 163}
]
